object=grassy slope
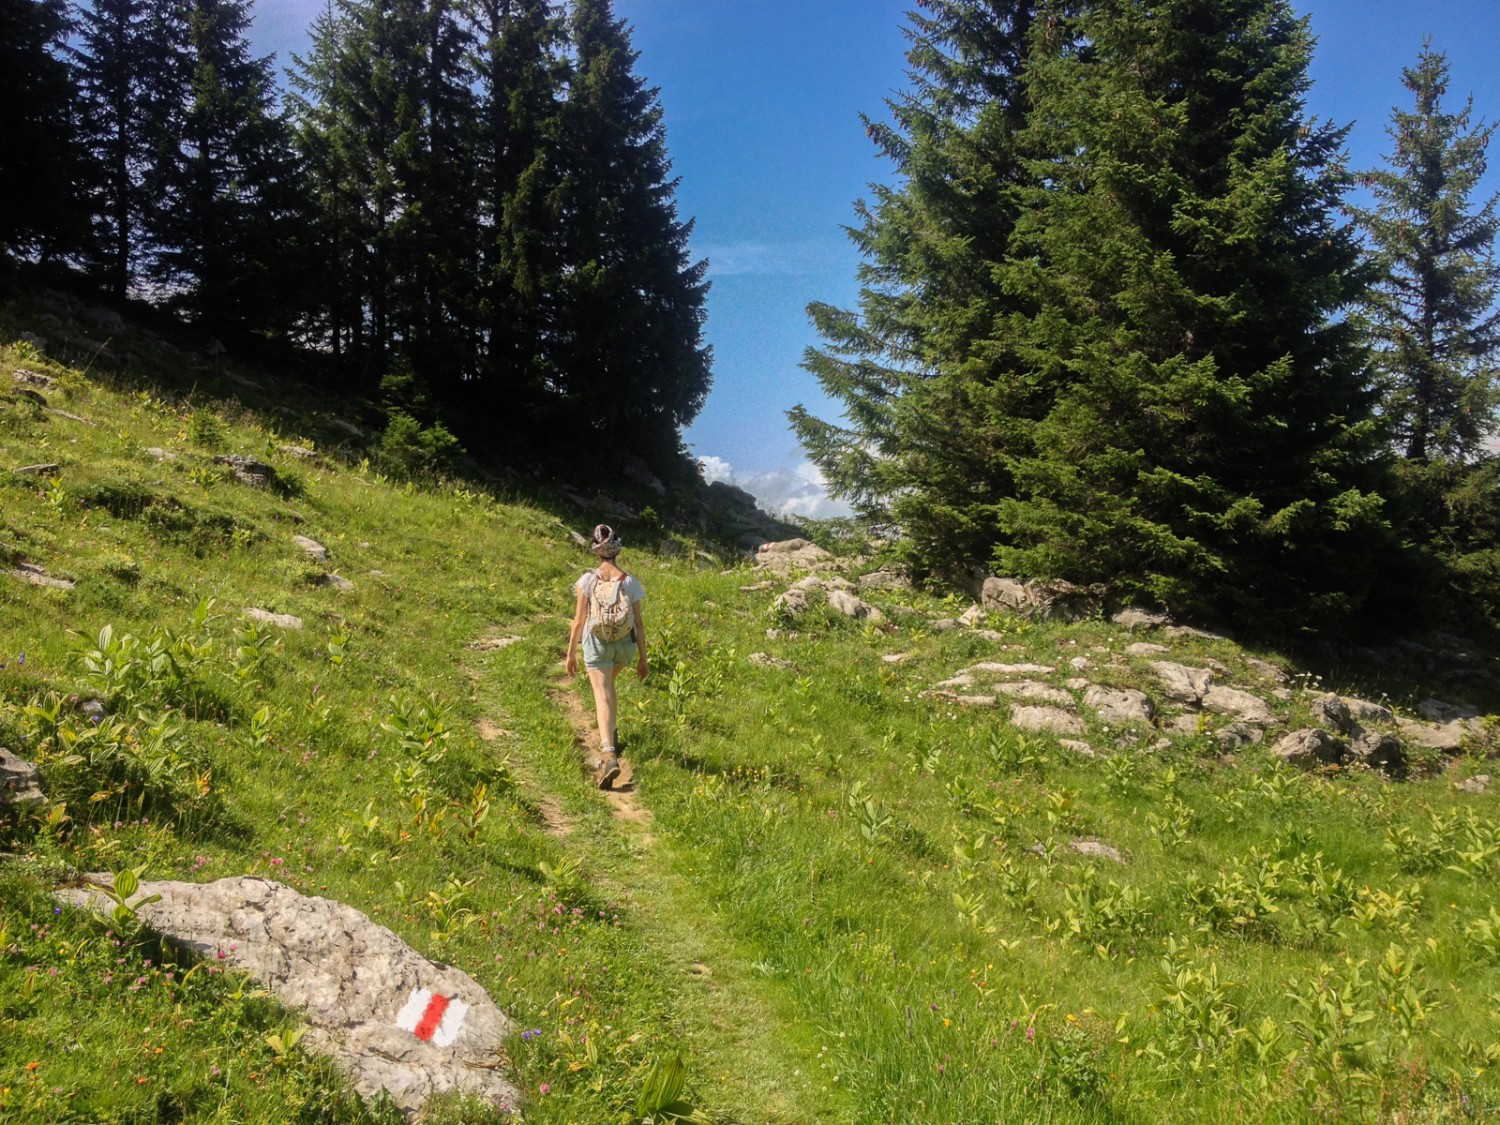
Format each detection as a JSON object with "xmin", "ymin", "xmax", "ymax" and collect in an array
[{"xmin": 1, "ymin": 305, "xmax": 1498, "ymax": 1123}]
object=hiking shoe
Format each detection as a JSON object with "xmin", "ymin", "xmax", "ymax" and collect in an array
[{"xmin": 594, "ymin": 752, "xmax": 622, "ymax": 790}]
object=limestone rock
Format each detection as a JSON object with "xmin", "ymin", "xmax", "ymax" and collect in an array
[
  {"xmin": 1112, "ymin": 608, "xmax": 1171, "ymax": 630},
  {"xmin": 1417, "ymin": 698, "xmax": 1478, "ymax": 724},
  {"xmin": 293, "ymin": 535, "xmax": 329, "ymax": 561},
  {"xmin": 1009, "ymin": 705, "xmax": 1085, "ymax": 736},
  {"xmin": 1162, "ymin": 625, "xmax": 1226, "ymax": 641},
  {"xmin": 1458, "ymin": 775, "xmax": 1491, "ymax": 795},
  {"xmin": 959, "ymin": 604, "xmax": 986, "ymax": 627},
  {"xmin": 13, "ymin": 369, "xmax": 54, "ymax": 389},
  {"xmin": 469, "ymin": 635, "xmax": 522, "ymax": 653},
  {"xmin": 932, "ymin": 675, "xmax": 976, "ymax": 690},
  {"xmin": 1070, "ymin": 839, "xmax": 1125, "ymax": 864},
  {"xmin": 774, "ymin": 587, "xmax": 814, "ymax": 618},
  {"xmin": 215, "ymin": 454, "xmax": 275, "ymax": 488},
  {"xmin": 994, "ymin": 681, "xmax": 1075, "ymax": 708},
  {"xmin": 961, "ymin": 662, "xmax": 1057, "ymax": 676},
  {"xmin": 929, "ymin": 618, "xmax": 960, "ymax": 633},
  {"xmin": 55, "ymin": 876, "xmax": 519, "ymax": 1116},
  {"xmin": 1396, "ymin": 717, "xmax": 1468, "ymax": 753},
  {"xmin": 1068, "ymin": 656, "xmax": 1092, "ymax": 671},
  {"xmin": 12, "ymin": 462, "xmax": 59, "ymax": 476},
  {"xmin": 1349, "ymin": 728, "xmax": 1406, "ymax": 777},
  {"xmin": 1, "ymin": 748, "xmax": 45, "ymax": 808},
  {"xmin": 246, "ymin": 608, "xmax": 303, "ymax": 630},
  {"xmin": 1058, "ymin": 739, "xmax": 1096, "ymax": 758},
  {"xmin": 1308, "ymin": 694, "xmax": 1354, "ymax": 734},
  {"xmin": 1244, "ymin": 657, "xmax": 1289, "ymax": 683},
  {"xmin": 981, "ymin": 576, "xmax": 1102, "ymax": 622},
  {"xmin": 1342, "ymin": 696, "xmax": 1394, "ymax": 725},
  {"xmin": 143, "ymin": 447, "xmax": 178, "ymax": 461},
  {"xmin": 748, "ymin": 652, "xmax": 795, "ymax": 670},
  {"xmin": 1214, "ymin": 722, "xmax": 1263, "ymax": 750},
  {"xmin": 1084, "ymin": 686, "xmax": 1155, "ymax": 725},
  {"xmin": 858, "ymin": 568, "xmax": 911, "ymax": 592},
  {"xmin": 1271, "ymin": 728, "xmax": 1344, "ymax": 769},
  {"xmin": 1201, "ymin": 685, "xmax": 1275, "ymax": 726},
  {"xmin": 1151, "ymin": 661, "xmax": 1213, "ymax": 704},
  {"xmin": 1064, "ymin": 677, "xmax": 1092, "ymax": 691},
  {"xmin": 1165, "ymin": 714, "xmax": 1202, "ymax": 736},
  {"xmin": 6, "ymin": 561, "xmax": 74, "ymax": 589},
  {"xmin": 313, "ymin": 574, "xmax": 356, "ymax": 591},
  {"xmin": 755, "ymin": 539, "xmax": 834, "ymax": 576},
  {"xmin": 881, "ymin": 652, "xmax": 908, "ymax": 665},
  {"xmin": 739, "ymin": 581, "xmax": 773, "ymax": 592},
  {"xmin": 1125, "ymin": 642, "xmax": 1170, "ymax": 657}
]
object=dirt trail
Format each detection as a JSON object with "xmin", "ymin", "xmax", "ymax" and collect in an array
[{"xmin": 547, "ymin": 683, "xmax": 654, "ymax": 842}]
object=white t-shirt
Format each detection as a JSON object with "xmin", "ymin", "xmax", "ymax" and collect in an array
[{"xmin": 575, "ymin": 569, "xmax": 646, "ymax": 607}]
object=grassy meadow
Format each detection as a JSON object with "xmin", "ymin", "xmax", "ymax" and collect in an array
[{"xmin": 1, "ymin": 307, "xmax": 1499, "ymax": 1123}]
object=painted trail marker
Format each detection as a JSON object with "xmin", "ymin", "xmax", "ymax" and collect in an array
[{"xmin": 397, "ymin": 987, "xmax": 469, "ymax": 1048}]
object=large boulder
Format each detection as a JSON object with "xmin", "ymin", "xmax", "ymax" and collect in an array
[
  {"xmin": 1083, "ymin": 686, "xmax": 1155, "ymax": 725},
  {"xmin": 1349, "ymin": 728, "xmax": 1406, "ymax": 778},
  {"xmin": 1, "ymin": 748, "xmax": 45, "ymax": 808},
  {"xmin": 215, "ymin": 454, "xmax": 276, "ymax": 488},
  {"xmin": 826, "ymin": 588, "xmax": 885, "ymax": 625},
  {"xmin": 1009, "ymin": 705, "xmax": 1085, "ymax": 736},
  {"xmin": 56, "ymin": 876, "xmax": 520, "ymax": 1117},
  {"xmin": 1201, "ymin": 685, "xmax": 1275, "ymax": 726},
  {"xmin": 755, "ymin": 538, "xmax": 835, "ymax": 576},
  {"xmin": 1271, "ymin": 728, "xmax": 1344, "ymax": 769},
  {"xmin": 981, "ymin": 576, "xmax": 1102, "ymax": 622},
  {"xmin": 1151, "ymin": 661, "xmax": 1213, "ymax": 705}
]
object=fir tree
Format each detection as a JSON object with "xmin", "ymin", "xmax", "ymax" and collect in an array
[
  {"xmin": 795, "ymin": 0, "xmax": 1390, "ymax": 629},
  {"xmin": 0, "ymin": 0, "xmax": 87, "ymax": 261},
  {"xmin": 148, "ymin": 0, "xmax": 305, "ymax": 340},
  {"xmin": 1355, "ymin": 43, "xmax": 1500, "ymax": 463},
  {"xmin": 551, "ymin": 0, "xmax": 711, "ymax": 468}
]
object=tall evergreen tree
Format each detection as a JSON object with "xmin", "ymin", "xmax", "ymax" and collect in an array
[
  {"xmin": 148, "ymin": 0, "xmax": 305, "ymax": 340},
  {"xmin": 795, "ymin": 0, "xmax": 1389, "ymax": 629},
  {"xmin": 790, "ymin": 0, "xmax": 1045, "ymax": 571},
  {"xmin": 551, "ymin": 0, "xmax": 711, "ymax": 468},
  {"xmin": 0, "ymin": 0, "xmax": 87, "ymax": 261},
  {"xmin": 466, "ymin": 0, "xmax": 564, "ymax": 434},
  {"xmin": 1355, "ymin": 44, "xmax": 1500, "ymax": 463},
  {"xmin": 72, "ymin": 0, "xmax": 158, "ymax": 299}
]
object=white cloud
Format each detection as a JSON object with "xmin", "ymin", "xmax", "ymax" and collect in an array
[
  {"xmin": 697, "ymin": 239, "xmax": 849, "ymax": 279},
  {"xmin": 696, "ymin": 455, "xmax": 852, "ymax": 520}
]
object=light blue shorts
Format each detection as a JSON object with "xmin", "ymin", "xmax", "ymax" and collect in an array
[{"xmin": 583, "ymin": 631, "xmax": 637, "ymax": 671}]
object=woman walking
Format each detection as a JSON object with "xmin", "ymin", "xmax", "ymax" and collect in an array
[{"xmin": 566, "ymin": 524, "xmax": 648, "ymax": 788}]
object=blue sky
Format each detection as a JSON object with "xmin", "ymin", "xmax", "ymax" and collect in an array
[{"xmin": 249, "ymin": 0, "xmax": 1500, "ymax": 516}]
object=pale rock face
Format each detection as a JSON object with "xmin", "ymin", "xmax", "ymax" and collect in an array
[
  {"xmin": 1009, "ymin": 705, "xmax": 1085, "ymax": 735},
  {"xmin": 1214, "ymin": 722, "xmax": 1263, "ymax": 750},
  {"xmin": 294, "ymin": 535, "xmax": 329, "ymax": 561},
  {"xmin": 1395, "ymin": 717, "xmax": 1469, "ymax": 753},
  {"xmin": 56, "ymin": 876, "xmax": 520, "ymax": 1117},
  {"xmin": 1151, "ymin": 661, "xmax": 1213, "ymax": 704},
  {"xmin": 245, "ymin": 608, "xmax": 303, "ymax": 630},
  {"xmin": 1341, "ymin": 696, "xmax": 1395, "ymax": 725},
  {"xmin": 1070, "ymin": 839, "xmax": 1125, "ymax": 864},
  {"xmin": 994, "ymin": 681, "xmax": 1076, "ymax": 708},
  {"xmin": 1, "ymin": 748, "xmax": 45, "ymax": 807},
  {"xmin": 1201, "ymin": 685, "xmax": 1275, "ymax": 726},
  {"xmin": 961, "ymin": 662, "xmax": 1057, "ymax": 676},
  {"xmin": 1125, "ymin": 642, "xmax": 1170, "ymax": 657},
  {"xmin": 1417, "ymin": 698, "xmax": 1478, "ymax": 724},
  {"xmin": 1112, "ymin": 607, "xmax": 1172, "ymax": 630},
  {"xmin": 1083, "ymin": 686, "xmax": 1155, "ymax": 725},
  {"xmin": 1308, "ymin": 693, "xmax": 1354, "ymax": 734},
  {"xmin": 1349, "ymin": 728, "xmax": 1406, "ymax": 778},
  {"xmin": 1271, "ymin": 728, "xmax": 1344, "ymax": 769},
  {"xmin": 826, "ymin": 588, "xmax": 885, "ymax": 625}
]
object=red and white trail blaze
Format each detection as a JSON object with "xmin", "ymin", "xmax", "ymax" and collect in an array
[{"xmin": 395, "ymin": 987, "xmax": 469, "ymax": 1047}]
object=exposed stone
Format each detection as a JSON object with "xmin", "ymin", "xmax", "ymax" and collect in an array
[
  {"xmin": 947, "ymin": 694, "xmax": 998, "ymax": 708},
  {"xmin": 1070, "ymin": 839, "xmax": 1125, "ymax": 864},
  {"xmin": 1165, "ymin": 714, "xmax": 1202, "ymax": 736},
  {"xmin": 468, "ymin": 634, "xmax": 522, "ymax": 653},
  {"xmin": 567, "ymin": 529, "xmax": 588, "ymax": 548},
  {"xmin": 6, "ymin": 561, "xmax": 74, "ymax": 589},
  {"xmin": 821, "ymin": 576, "xmax": 856, "ymax": 593},
  {"xmin": 1244, "ymin": 657, "xmax": 1288, "ymax": 683},
  {"xmin": 1068, "ymin": 656, "xmax": 1092, "ymax": 671},
  {"xmin": 773, "ymin": 587, "xmax": 814, "ymax": 618},
  {"xmin": 1162, "ymin": 625, "xmax": 1227, "ymax": 641},
  {"xmin": 1417, "ymin": 698, "xmax": 1478, "ymax": 724},
  {"xmin": 1342, "ymin": 696, "xmax": 1395, "ymax": 725},
  {"xmin": 313, "ymin": 574, "xmax": 356, "ymax": 591},
  {"xmin": 1214, "ymin": 722, "xmax": 1263, "ymax": 750},
  {"xmin": 932, "ymin": 674, "xmax": 977, "ymax": 690},
  {"xmin": 748, "ymin": 652, "xmax": 795, "ymax": 670},
  {"xmin": 293, "ymin": 535, "xmax": 329, "ymax": 561},
  {"xmin": 279, "ymin": 444, "xmax": 318, "ymax": 459},
  {"xmin": 1308, "ymin": 694, "xmax": 1355, "ymax": 734},
  {"xmin": 1395, "ymin": 717, "xmax": 1468, "ymax": 753},
  {"xmin": 1112, "ymin": 608, "xmax": 1171, "ymax": 630},
  {"xmin": 981, "ymin": 576, "xmax": 1103, "ymax": 622},
  {"xmin": 1270, "ymin": 728, "xmax": 1344, "ymax": 769},
  {"xmin": 755, "ymin": 539, "xmax": 835, "ymax": 576},
  {"xmin": 245, "ymin": 608, "xmax": 303, "ymax": 630},
  {"xmin": 1125, "ymin": 642, "xmax": 1170, "ymax": 657},
  {"xmin": 215, "ymin": 454, "xmax": 275, "ymax": 488},
  {"xmin": 1064, "ymin": 677, "xmax": 1092, "ymax": 691},
  {"xmin": 143, "ymin": 447, "xmax": 178, "ymax": 462},
  {"xmin": 1458, "ymin": 774, "xmax": 1491, "ymax": 795},
  {"xmin": 1009, "ymin": 705, "xmax": 1085, "ymax": 736},
  {"xmin": 1, "ymin": 748, "xmax": 45, "ymax": 808},
  {"xmin": 1151, "ymin": 661, "xmax": 1213, "ymax": 704},
  {"xmin": 1058, "ymin": 739, "xmax": 1096, "ymax": 758},
  {"xmin": 958, "ymin": 604, "xmax": 986, "ymax": 627},
  {"xmin": 994, "ymin": 681, "xmax": 1075, "ymax": 708},
  {"xmin": 1084, "ymin": 685, "xmax": 1155, "ymax": 725},
  {"xmin": 858, "ymin": 568, "xmax": 912, "ymax": 591},
  {"xmin": 739, "ymin": 581, "xmax": 773, "ymax": 592},
  {"xmin": 13, "ymin": 369, "xmax": 55, "ymax": 388},
  {"xmin": 961, "ymin": 662, "xmax": 1056, "ymax": 676},
  {"xmin": 881, "ymin": 652, "xmax": 908, "ymax": 665},
  {"xmin": 1201, "ymin": 685, "xmax": 1275, "ymax": 726},
  {"xmin": 55, "ymin": 876, "xmax": 519, "ymax": 1116},
  {"xmin": 1349, "ymin": 728, "xmax": 1406, "ymax": 778},
  {"xmin": 47, "ymin": 408, "xmax": 98, "ymax": 426}
]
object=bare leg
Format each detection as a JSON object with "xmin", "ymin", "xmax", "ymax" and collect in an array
[{"xmin": 586, "ymin": 665, "xmax": 620, "ymax": 749}]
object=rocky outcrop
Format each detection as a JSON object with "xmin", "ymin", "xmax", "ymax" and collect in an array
[
  {"xmin": 981, "ymin": 577, "xmax": 1102, "ymax": 622},
  {"xmin": 1009, "ymin": 705, "xmax": 1085, "ymax": 735},
  {"xmin": 755, "ymin": 538, "xmax": 835, "ymax": 576},
  {"xmin": 6, "ymin": 561, "xmax": 74, "ymax": 589},
  {"xmin": 1, "ymin": 748, "xmax": 45, "ymax": 808},
  {"xmin": 1083, "ymin": 686, "xmax": 1155, "ymax": 725},
  {"xmin": 1271, "ymin": 728, "xmax": 1344, "ymax": 769},
  {"xmin": 56, "ymin": 876, "xmax": 520, "ymax": 1117},
  {"xmin": 215, "ymin": 454, "xmax": 276, "ymax": 488},
  {"xmin": 1201, "ymin": 685, "xmax": 1275, "ymax": 726},
  {"xmin": 1151, "ymin": 661, "xmax": 1213, "ymax": 705}
]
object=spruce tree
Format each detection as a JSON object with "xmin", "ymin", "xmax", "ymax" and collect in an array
[
  {"xmin": 148, "ymin": 0, "xmax": 304, "ymax": 341},
  {"xmin": 551, "ymin": 0, "xmax": 711, "ymax": 469},
  {"xmin": 0, "ymin": 0, "xmax": 87, "ymax": 261},
  {"xmin": 1355, "ymin": 44, "xmax": 1500, "ymax": 463},
  {"xmin": 795, "ymin": 0, "xmax": 1389, "ymax": 629}
]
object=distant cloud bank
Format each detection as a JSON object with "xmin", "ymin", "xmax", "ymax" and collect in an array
[{"xmin": 697, "ymin": 455, "xmax": 853, "ymax": 521}]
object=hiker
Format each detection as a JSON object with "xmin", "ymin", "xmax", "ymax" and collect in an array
[{"xmin": 565, "ymin": 523, "xmax": 648, "ymax": 788}]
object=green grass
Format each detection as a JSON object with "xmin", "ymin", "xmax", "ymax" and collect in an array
[{"xmin": 1, "ymin": 303, "xmax": 1499, "ymax": 1123}]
